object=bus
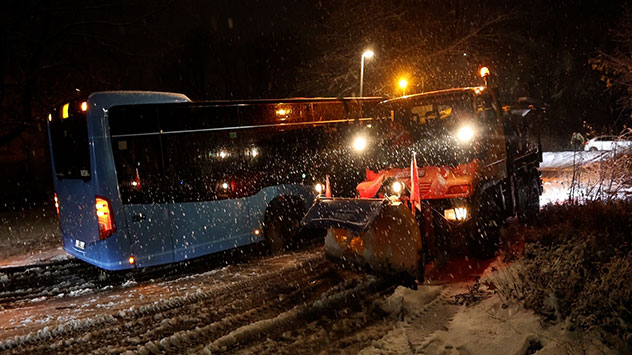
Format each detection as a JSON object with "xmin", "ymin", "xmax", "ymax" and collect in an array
[{"xmin": 48, "ymin": 91, "xmax": 381, "ymax": 270}]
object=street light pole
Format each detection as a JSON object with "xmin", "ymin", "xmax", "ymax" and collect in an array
[{"xmin": 359, "ymin": 50, "xmax": 374, "ymax": 97}]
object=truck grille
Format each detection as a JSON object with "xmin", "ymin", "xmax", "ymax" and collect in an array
[{"xmin": 419, "ymin": 182, "xmax": 432, "ymax": 195}]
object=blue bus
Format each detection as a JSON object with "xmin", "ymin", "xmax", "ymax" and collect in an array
[{"xmin": 48, "ymin": 91, "xmax": 380, "ymax": 270}]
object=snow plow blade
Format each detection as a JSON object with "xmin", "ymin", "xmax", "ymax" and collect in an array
[{"xmin": 301, "ymin": 198, "xmax": 423, "ymax": 281}]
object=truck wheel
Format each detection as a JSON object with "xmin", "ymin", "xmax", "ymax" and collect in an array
[
  {"xmin": 468, "ymin": 216, "xmax": 500, "ymax": 259},
  {"xmin": 263, "ymin": 196, "xmax": 306, "ymax": 253},
  {"xmin": 523, "ymin": 173, "xmax": 541, "ymax": 223},
  {"xmin": 467, "ymin": 195, "xmax": 501, "ymax": 259},
  {"xmin": 415, "ymin": 251, "xmax": 426, "ymax": 283}
]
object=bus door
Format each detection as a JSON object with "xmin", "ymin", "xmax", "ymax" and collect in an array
[
  {"xmin": 110, "ymin": 106, "xmax": 175, "ymax": 267},
  {"xmin": 160, "ymin": 106, "xmax": 252, "ymax": 261}
]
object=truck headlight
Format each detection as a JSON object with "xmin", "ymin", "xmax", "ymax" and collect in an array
[
  {"xmin": 392, "ymin": 181, "xmax": 404, "ymax": 195},
  {"xmin": 444, "ymin": 207, "xmax": 468, "ymax": 221},
  {"xmin": 352, "ymin": 135, "xmax": 368, "ymax": 152},
  {"xmin": 456, "ymin": 125, "xmax": 475, "ymax": 143}
]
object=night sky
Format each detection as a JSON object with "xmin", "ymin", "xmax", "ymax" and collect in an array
[{"xmin": 0, "ymin": 0, "xmax": 629, "ymax": 204}]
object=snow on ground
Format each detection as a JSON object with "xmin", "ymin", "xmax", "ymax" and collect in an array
[
  {"xmin": 0, "ymin": 205, "xmax": 69, "ymax": 268},
  {"xmin": 540, "ymin": 151, "xmax": 632, "ymax": 205},
  {"xmin": 419, "ymin": 293, "xmax": 613, "ymax": 354},
  {"xmin": 540, "ymin": 151, "xmax": 609, "ymax": 170},
  {"xmin": 360, "ymin": 262, "xmax": 616, "ymax": 355}
]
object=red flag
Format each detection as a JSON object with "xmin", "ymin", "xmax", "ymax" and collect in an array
[
  {"xmin": 325, "ymin": 174, "xmax": 332, "ymax": 198},
  {"xmin": 410, "ymin": 152, "xmax": 420, "ymax": 212}
]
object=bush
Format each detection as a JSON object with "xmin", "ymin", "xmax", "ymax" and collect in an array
[{"xmin": 497, "ymin": 202, "xmax": 632, "ymax": 347}]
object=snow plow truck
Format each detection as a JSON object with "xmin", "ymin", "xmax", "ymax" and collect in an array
[{"xmin": 301, "ymin": 68, "xmax": 543, "ymax": 282}]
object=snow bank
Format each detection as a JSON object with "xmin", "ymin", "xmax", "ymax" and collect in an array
[{"xmin": 540, "ymin": 151, "xmax": 610, "ymax": 170}]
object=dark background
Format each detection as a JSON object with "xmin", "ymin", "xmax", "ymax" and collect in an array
[{"xmin": 0, "ymin": 0, "xmax": 628, "ymax": 207}]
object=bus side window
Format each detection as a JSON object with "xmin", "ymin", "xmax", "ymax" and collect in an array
[
  {"xmin": 159, "ymin": 105, "xmax": 243, "ymax": 202},
  {"xmin": 113, "ymin": 135, "xmax": 168, "ymax": 204}
]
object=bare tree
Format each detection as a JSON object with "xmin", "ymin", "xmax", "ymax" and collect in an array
[{"xmin": 592, "ymin": 5, "xmax": 632, "ymax": 110}]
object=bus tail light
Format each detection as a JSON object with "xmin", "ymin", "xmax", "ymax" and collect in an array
[
  {"xmin": 54, "ymin": 193, "xmax": 60, "ymax": 217},
  {"xmin": 95, "ymin": 196, "xmax": 116, "ymax": 240}
]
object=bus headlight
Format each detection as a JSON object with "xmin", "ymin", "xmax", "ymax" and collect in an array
[
  {"xmin": 456, "ymin": 125, "xmax": 475, "ymax": 143},
  {"xmin": 444, "ymin": 207, "xmax": 469, "ymax": 221}
]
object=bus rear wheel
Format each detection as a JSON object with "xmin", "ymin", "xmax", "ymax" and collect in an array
[{"xmin": 263, "ymin": 196, "xmax": 305, "ymax": 253}]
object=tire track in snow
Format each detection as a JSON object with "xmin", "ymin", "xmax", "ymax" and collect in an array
[
  {"xmin": 130, "ymin": 269, "xmax": 340, "ymax": 355},
  {"xmin": 402, "ymin": 288, "xmax": 460, "ymax": 353},
  {"xmin": 0, "ymin": 260, "xmax": 100, "ymax": 306},
  {"xmin": 0, "ymin": 250, "xmax": 326, "ymax": 353},
  {"xmin": 229, "ymin": 285, "xmax": 462, "ymax": 355},
  {"xmin": 199, "ymin": 276, "xmax": 385, "ymax": 355}
]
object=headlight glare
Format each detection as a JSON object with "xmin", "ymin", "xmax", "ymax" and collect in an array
[
  {"xmin": 352, "ymin": 136, "xmax": 368, "ymax": 151},
  {"xmin": 444, "ymin": 207, "xmax": 468, "ymax": 221},
  {"xmin": 456, "ymin": 125, "xmax": 475, "ymax": 142},
  {"xmin": 392, "ymin": 181, "xmax": 404, "ymax": 195}
]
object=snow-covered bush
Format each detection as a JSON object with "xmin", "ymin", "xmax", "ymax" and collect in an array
[{"xmin": 496, "ymin": 202, "xmax": 632, "ymax": 349}]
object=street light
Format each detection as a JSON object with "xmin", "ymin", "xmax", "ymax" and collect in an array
[
  {"xmin": 359, "ymin": 50, "xmax": 374, "ymax": 97},
  {"xmin": 398, "ymin": 78, "xmax": 408, "ymax": 96}
]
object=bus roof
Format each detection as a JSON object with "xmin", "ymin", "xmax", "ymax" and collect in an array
[
  {"xmin": 88, "ymin": 91, "xmax": 191, "ymax": 110},
  {"xmin": 193, "ymin": 96, "xmax": 385, "ymax": 105}
]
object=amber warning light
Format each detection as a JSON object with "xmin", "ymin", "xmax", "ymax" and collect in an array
[
  {"xmin": 479, "ymin": 67, "xmax": 490, "ymax": 78},
  {"xmin": 61, "ymin": 103, "xmax": 70, "ymax": 119}
]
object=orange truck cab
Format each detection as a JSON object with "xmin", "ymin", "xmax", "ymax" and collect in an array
[{"xmin": 302, "ymin": 71, "xmax": 543, "ymax": 282}]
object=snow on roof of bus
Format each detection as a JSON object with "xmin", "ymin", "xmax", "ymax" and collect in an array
[
  {"xmin": 382, "ymin": 87, "xmax": 484, "ymax": 104},
  {"xmin": 88, "ymin": 91, "xmax": 191, "ymax": 109}
]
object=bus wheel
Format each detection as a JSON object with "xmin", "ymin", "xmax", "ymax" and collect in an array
[{"xmin": 263, "ymin": 196, "xmax": 305, "ymax": 253}]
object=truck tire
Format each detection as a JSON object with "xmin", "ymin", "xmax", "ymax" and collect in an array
[
  {"xmin": 523, "ymin": 172, "xmax": 541, "ymax": 223},
  {"xmin": 263, "ymin": 196, "xmax": 306, "ymax": 253},
  {"xmin": 467, "ymin": 191, "xmax": 501, "ymax": 259},
  {"xmin": 415, "ymin": 251, "xmax": 426, "ymax": 283}
]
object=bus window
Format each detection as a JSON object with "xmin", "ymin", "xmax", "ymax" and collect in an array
[
  {"xmin": 160, "ymin": 105, "xmax": 243, "ymax": 202},
  {"xmin": 113, "ymin": 135, "xmax": 169, "ymax": 204},
  {"xmin": 49, "ymin": 103, "xmax": 91, "ymax": 180},
  {"xmin": 110, "ymin": 105, "xmax": 168, "ymax": 204}
]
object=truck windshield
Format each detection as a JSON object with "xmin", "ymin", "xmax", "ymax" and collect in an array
[{"xmin": 366, "ymin": 95, "xmax": 478, "ymax": 169}]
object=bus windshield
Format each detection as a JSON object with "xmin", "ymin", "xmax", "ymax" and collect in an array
[
  {"xmin": 49, "ymin": 102, "xmax": 91, "ymax": 180},
  {"xmin": 366, "ymin": 94, "xmax": 478, "ymax": 169}
]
